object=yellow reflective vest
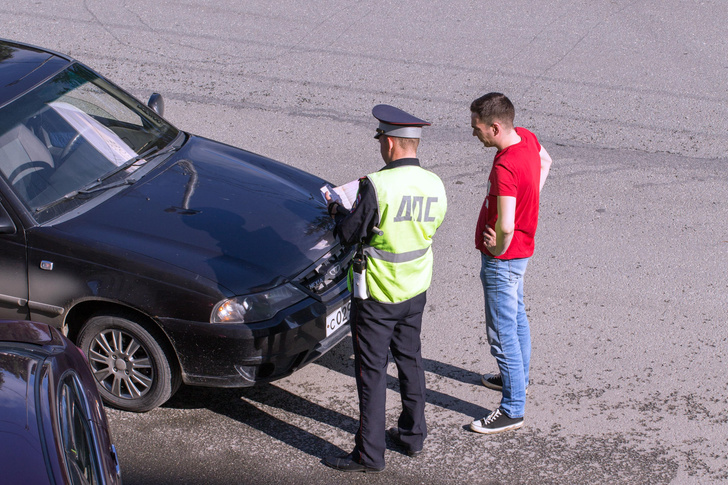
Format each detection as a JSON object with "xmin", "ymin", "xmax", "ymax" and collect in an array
[{"xmin": 359, "ymin": 164, "xmax": 447, "ymax": 303}]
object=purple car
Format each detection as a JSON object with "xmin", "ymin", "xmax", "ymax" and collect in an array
[{"xmin": 0, "ymin": 320, "xmax": 122, "ymax": 484}]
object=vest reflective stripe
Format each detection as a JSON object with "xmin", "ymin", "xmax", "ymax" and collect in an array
[
  {"xmin": 361, "ymin": 165, "xmax": 447, "ymax": 303},
  {"xmin": 363, "ymin": 246, "xmax": 430, "ymax": 263}
]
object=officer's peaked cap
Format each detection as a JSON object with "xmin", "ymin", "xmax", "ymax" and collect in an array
[{"xmin": 372, "ymin": 104, "xmax": 431, "ymax": 139}]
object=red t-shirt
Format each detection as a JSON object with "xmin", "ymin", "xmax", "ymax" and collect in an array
[{"xmin": 475, "ymin": 127, "xmax": 542, "ymax": 259}]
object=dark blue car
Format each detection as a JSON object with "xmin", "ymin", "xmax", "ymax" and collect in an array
[
  {"xmin": 0, "ymin": 39, "xmax": 352, "ymax": 412},
  {"xmin": 0, "ymin": 320, "xmax": 122, "ymax": 484}
]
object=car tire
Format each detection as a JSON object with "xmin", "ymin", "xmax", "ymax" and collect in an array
[{"xmin": 77, "ymin": 314, "xmax": 180, "ymax": 412}]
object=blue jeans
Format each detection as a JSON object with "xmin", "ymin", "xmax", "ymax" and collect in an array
[{"xmin": 480, "ymin": 253, "xmax": 530, "ymax": 418}]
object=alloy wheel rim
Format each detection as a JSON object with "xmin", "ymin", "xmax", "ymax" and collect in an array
[{"xmin": 87, "ymin": 328, "xmax": 154, "ymax": 399}]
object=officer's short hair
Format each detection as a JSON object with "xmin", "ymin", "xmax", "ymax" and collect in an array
[
  {"xmin": 470, "ymin": 93, "xmax": 515, "ymax": 128},
  {"xmin": 391, "ymin": 136, "xmax": 420, "ymax": 151}
]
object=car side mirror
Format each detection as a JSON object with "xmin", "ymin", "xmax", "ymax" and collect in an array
[
  {"xmin": 147, "ymin": 93, "xmax": 165, "ymax": 117},
  {"xmin": 0, "ymin": 203, "xmax": 17, "ymax": 235}
]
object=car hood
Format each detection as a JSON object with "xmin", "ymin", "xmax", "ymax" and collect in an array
[
  {"xmin": 0, "ymin": 320, "xmax": 60, "ymax": 345},
  {"xmin": 51, "ymin": 136, "xmax": 337, "ymax": 296}
]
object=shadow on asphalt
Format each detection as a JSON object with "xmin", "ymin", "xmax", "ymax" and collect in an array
[
  {"xmin": 316, "ymin": 335, "xmax": 492, "ymax": 419},
  {"xmin": 168, "ymin": 384, "xmax": 354, "ymax": 458},
  {"xmin": 162, "ymin": 335, "xmax": 490, "ymax": 458}
]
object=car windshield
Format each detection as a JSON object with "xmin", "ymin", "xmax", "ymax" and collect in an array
[{"xmin": 0, "ymin": 63, "xmax": 179, "ymax": 220}]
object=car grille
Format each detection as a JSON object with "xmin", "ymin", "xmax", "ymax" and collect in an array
[{"xmin": 298, "ymin": 244, "xmax": 354, "ymax": 296}]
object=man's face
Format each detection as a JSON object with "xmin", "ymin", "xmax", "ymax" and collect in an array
[{"xmin": 471, "ymin": 112, "xmax": 495, "ymax": 147}]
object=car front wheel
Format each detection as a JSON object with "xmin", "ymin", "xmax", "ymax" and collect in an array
[{"xmin": 77, "ymin": 314, "xmax": 179, "ymax": 412}]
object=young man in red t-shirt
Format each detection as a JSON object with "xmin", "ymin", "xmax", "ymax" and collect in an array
[{"xmin": 469, "ymin": 93, "xmax": 552, "ymax": 434}]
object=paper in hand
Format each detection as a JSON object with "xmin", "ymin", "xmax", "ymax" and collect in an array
[{"xmin": 321, "ymin": 179, "xmax": 360, "ymax": 210}]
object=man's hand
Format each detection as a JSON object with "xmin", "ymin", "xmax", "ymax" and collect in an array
[
  {"xmin": 484, "ymin": 196, "xmax": 515, "ymax": 256},
  {"xmin": 324, "ymin": 191, "xmax": 339, "ymax": 218},
  {"xmin": 483, "ymin": 225, "xmax": 497, "ymax": 252}
]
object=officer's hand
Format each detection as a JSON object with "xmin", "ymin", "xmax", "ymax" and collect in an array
[{"xmin": 325, "ymin": 191, "xmax": 339, "ymax": 218}]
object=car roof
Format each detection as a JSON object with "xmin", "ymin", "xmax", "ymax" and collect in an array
[{"xmin": 0, "ymin": 38, "xmax": 73, "ymax": 108}]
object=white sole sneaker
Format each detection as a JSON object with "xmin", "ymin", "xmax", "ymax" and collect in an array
[{"xmin": 469, "ymin": 409, "xmax": 524, "ymax": 434}]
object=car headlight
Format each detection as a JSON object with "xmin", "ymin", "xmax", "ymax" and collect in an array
[{"xmin": 211, "ymin": 284, "xmax": 307, "ymax": 324}]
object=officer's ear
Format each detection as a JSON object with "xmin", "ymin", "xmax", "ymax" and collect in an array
[
  {"xmin": 380, "ymin": 135, "xmax": 394, "ymax": 160},
  {"xmin": 386, "ymin": 135, "xmax": 396, "ymax": 150}
]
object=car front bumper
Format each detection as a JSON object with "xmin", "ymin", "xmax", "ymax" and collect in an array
[{"xmin": 158, "ymin": 280, "xmax": 351, "ymax": 387}]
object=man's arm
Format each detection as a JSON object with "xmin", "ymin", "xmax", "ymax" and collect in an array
[
  {"xmin": 484, "ymin": 195, "xmax": 515, "ymax": 256},
  {"xmin": 327, "ymin": 178, "xmax": 379, "ymax": 245},
  {"xmin": 539, "ymin": 145, "xmax": 552, "ymax": 192}
]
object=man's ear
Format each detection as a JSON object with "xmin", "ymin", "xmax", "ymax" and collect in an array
[
  {"xmin": 388, "ymin": 136, "xmax": 397, "ymax": 150},
  {"xmin": 384, "ymin": 135, "xmax": 396, "ymax": 156},
  {"xmin": 491, "ymin": 122, "xmax": 501, "ymax": 137}
]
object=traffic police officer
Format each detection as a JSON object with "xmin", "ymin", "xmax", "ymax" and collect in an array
[{"xmin": 323, "ymin": 105, "xmax": 447, "ymax": 473}]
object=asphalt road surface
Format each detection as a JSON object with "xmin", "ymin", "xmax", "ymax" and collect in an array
[{"xmin": 5, "ymin": 1, "xmax": 727, "ymax": 484}]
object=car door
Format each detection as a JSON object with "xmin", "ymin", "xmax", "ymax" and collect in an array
[{"xmin": 0, "ymin": 195, "xmax": 29, "ymax": 320}]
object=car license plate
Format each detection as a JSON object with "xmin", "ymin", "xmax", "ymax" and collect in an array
[{"xmin": 326, "ymin": 299, "xmax": 351, "ymax": 336}]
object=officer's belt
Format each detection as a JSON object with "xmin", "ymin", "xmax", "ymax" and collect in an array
[{"xmin": 362, "ymin": 246, "xmax": 430, "ymax": 263}]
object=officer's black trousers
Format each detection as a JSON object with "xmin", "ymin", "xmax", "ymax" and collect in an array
[{"xmin": 351, "ymin": 291, "xmax": 427, "ymax": 468}]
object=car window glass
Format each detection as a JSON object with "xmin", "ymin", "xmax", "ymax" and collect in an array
[
  {"xmin": 58, "ymin": 80, "xmax": 141, "ymax": 128},
  {"xmin": 58, "ymin": 372, "xmax": 100, "ymax": 485},
  {"xmin": 0, "ymin": 63, "xmax": 178, "ymax": 221}
]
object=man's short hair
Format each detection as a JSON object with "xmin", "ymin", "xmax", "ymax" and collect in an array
[
  {"xmin": 470, "ymin": 93, "xmax": 515, "ymax": 128},
  {"xmin": 391, "ymin": 136, "xmax": 420, "ymax": 151}
]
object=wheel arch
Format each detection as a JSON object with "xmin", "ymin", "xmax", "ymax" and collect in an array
[{"xmin": 64, "ymin": 299, "xmax": 181, "ymax": 374}]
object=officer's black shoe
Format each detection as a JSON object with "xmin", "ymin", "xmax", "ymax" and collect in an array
[
  {"xmin": 323, "ymin": 452, "xmax": 384, "ymax": 473},
  {"xmin": 386, "ymin": 427, "xmax": 423, "ymax": 457}
]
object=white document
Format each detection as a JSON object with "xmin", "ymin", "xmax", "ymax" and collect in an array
[{"xmin": 321, "ymin": 178, "xmax": 360, "ymax": 210}]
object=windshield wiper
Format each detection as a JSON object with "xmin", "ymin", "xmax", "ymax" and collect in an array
[
  {"xmin": 79, "ymin": 178, "xmax": 136, "ymax": 194},
  {"xmin": 34, "ymin": 144, "xmax": 180, "ymax": 213},
  {"xmin": 34, "ymin": 179, "xmax": 105, "ymax": 213},
  {"xmin": 99, "ymin": 143, "xmax": 180, "ymax": 183},
  {"xmin": 34, "ymin": 176, "xmax": 138, "ymax": 214}
]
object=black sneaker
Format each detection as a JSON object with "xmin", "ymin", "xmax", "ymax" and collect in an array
[
  {"xmin": 470, "ymin": 408, "xmax": 524, "ymax": 434},
  {"xmin": 481, "ymin": 373, "xmax": 503, "ymax": 390},
  {"xmin": 481, "ymin": 373, "xmax": 529, "ymax": 394}
]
